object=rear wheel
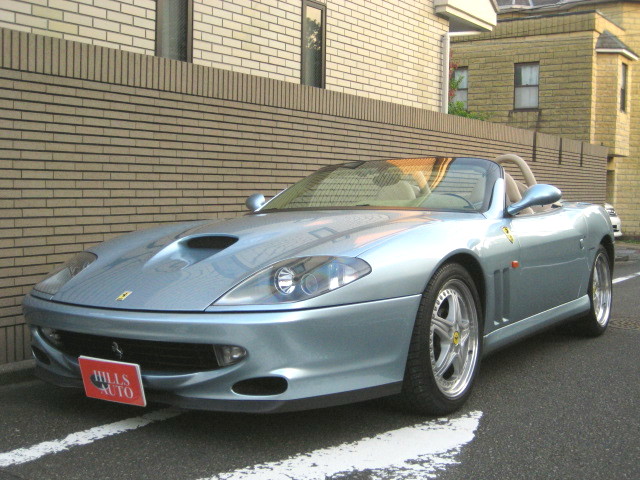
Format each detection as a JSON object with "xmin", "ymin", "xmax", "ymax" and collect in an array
[
  {"xmin": 574, "ymin": 245, "xmax": 612, "ymax": 336},
  {"xmin": 400, "ymin": 263, "xmax": 482, "ymax": 415}
]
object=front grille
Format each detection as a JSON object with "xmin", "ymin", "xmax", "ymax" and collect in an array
[{"xmin": 45, "ymin": 329, "xmax": 220, "ymax": 373}]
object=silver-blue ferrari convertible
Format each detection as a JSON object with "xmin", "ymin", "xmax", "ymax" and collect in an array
[{"xmin": 23, "ymin": 154, "xmax": 614, "ymax": 414}]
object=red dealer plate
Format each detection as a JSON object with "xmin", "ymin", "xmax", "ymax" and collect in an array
[{"xmin": 78, "ymin": 356, "xmax": 146, "ymax": 407}]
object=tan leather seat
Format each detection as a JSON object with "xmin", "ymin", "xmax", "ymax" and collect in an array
[
  {"xmin": 375, "ymin": 181, "xmax": 416, "ymax": 201},
  {"xmin": 504, "ymin": 173, "xmax": 534, "ymax": 215}
]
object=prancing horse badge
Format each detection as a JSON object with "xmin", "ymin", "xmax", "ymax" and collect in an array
[{"xmin": 116, "ymin": 291, "xmax": 132, "ymax": 301}]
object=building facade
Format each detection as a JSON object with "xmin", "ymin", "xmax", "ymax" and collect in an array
[
  {"xmin": 0, "ymin": 0, "xmax": 499, "ymax": 109},
  {"xmin": 0, "ymin": 0, "xmax": 612, "ymax": 366},
  {"xmin": 451, "ymin": 0, "xmax": 640, "ymax": 235}
]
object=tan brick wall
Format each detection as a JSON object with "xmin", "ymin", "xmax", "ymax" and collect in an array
[
  {"xmin": 325, "ymin": 0, "xmax": 447, "ymax": 109},
  {"xmin": 0, "ymin": 0, "xmax": 156, "ymax": 54},
  {"xmin": 0, "ymin": 0, "xmax": 448, "ymax": 110},
  {"xmin": 192, "ymin": 0, "xmax": 301, "ymax": 82},
  {"xmin": 193, "ymin": 0, "xmax": 447, "ymax": 109},
  {"xmin": 0, "ymin": 28, "xmax": 608, "ymax": 364}
]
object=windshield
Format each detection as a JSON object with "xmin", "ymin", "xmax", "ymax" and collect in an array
[{"xmin": 263, "ymin": 157, "xmax": 501, "ymax": 212}]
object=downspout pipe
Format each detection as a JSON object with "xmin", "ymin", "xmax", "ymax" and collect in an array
[
  {"xmin": 441, "ymin": 32, "xmax": 450, "ymax": 114},
  {"xmin": 442, "ymin": 31, "xmax": 483, "ymax": 114}
]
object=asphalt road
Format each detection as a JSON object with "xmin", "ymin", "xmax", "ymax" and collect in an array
[{"xmin": 1, "ymin": 252, "xmax": 639, "ymax": 480}]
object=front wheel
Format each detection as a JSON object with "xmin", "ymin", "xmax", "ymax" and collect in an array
[
  {"xmin": 574, "ymin": 245, "xmax": 612, "ymax": 336},
  {"xmin": 399, "ymin": 263, "xmax": 482, "ymax": 415}
]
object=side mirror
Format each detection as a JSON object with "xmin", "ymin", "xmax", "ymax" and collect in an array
[
  {"xmin": 245, "ymin": 193, "xmax": 266, "ymax": 212},
  {"xmin": 507, "ymin": 184, "xmax": 561, "ymax": 216}
]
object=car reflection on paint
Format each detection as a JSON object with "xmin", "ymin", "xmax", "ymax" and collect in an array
[{"xmin": 23, "ymin": 154, "xmax": 614, "ymax": 415}]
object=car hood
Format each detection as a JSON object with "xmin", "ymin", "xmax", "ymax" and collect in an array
[{"xmin": 49, "ymin": 210, "xmax": 442, "ymax": 311}]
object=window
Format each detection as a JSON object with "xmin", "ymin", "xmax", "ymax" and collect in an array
[
  {"xmin": 514, "ymin": 63, "xmax": 539, "ymax": 109},
  {"xmin": 606, "ymin": 168, "xmax": 615, "ymax": 203},
  {"xmin": 156, "ymin": 0, "xmax": 193, "ymax": 62},
  {"xmin": 301, "ymin": 0, "xmax": 326, "ymax": 88},
  {"xmin": 451, "ymin": 68, "xmax": 468, "ymax": 109},
  {"xmin": 620, "ymin": 63, "xmax": 628, "ymax": 112}
]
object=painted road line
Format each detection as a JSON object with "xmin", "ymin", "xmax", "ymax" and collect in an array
[
  {"xmin": 0, "ymin": 408, "xmax": 182, "ymax": 467},
  {"xmin": 203, "ymin": 411, "xmax": 483, "ymax": 480},
  {"xmin": 613, "ymin": 271, "xmax": 640, "ymax": 284}
]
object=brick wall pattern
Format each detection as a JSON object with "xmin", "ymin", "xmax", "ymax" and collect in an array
[
  {"xmin": 0, "ymin": 0, "xmax": 156, "ymax": 54},
  {"xmin": 0, "ymin": 28, "xmax": 607, "ymax": 364},
  {"xmin": 0, "ymin": 0, "xmax": 447, "ymax": 109}
]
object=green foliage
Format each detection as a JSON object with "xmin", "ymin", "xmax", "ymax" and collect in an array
[
  {"xmin": 305, "ymin": 17, "xmax": 322, "ymax": 52},
  {"xmin": 448, "ymin": 101, "xmax": 491, "ymax": 120},
  {"xmin": 449, "ymin": 73, "xmax": 463, "ymax": 101},
  {"xmin": 448, "ymin": 56, "xmax": 490, "ymax": 121}
]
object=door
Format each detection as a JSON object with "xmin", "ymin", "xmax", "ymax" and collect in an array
[{"xmin": 507, "ymin": 208, "xmax": 588, "ymax": 322}]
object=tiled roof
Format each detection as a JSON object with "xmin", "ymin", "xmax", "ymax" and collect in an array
[
  {"xmin": 497, "ymin": 0, "xmax": 592, "ymax": 8},
  {"xmin": 596, "ymin": 30, "xmax": 639, "ymax": 60},
  {"xmin": 496, "ymin": 0, "xmax": 532, "ymax": 6}
]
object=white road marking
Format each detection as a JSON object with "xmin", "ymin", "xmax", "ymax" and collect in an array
[
  {"xmin": 613, "ymin": 271, "xmax": 640, "ymax": 284},
  {"xmin": 0, "ymin": 408, "xmax": 182, "ymax": 467},
  {"xmin": 202, "ymin": 411, "xmax": 483, "ymax": 480}
]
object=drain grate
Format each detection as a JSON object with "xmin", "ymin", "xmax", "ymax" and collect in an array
[{"xmin": 610, "ymin": 318, "xmax": 640, "ymax": 331}]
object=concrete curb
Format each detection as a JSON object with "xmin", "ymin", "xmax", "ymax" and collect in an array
[
  {"xmin": 615, "ymin": 241, "xmax": 640, "ymax": 262},
  {"xmin": 0, "ymin": 358, "xmax": 36, "ymax": 386}
]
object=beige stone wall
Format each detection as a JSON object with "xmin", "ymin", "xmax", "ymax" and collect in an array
[
  {"xmin": 599, "ymin": 2, "xmax": 640, "ymax": 236},
  {"xmin": 452, "ymin": 4, "xmax": 640, "ymax": 236},
  {"xmin": 593, "ymin": 54, "xmax": 630, "ymax": 157},
  {"xmin": 0, "ymin": 0, "xmax": 448, "ymax": 109},
  {"xmin": 562, "ymin": 1, "xmax": 640, "ymax": 236},
  {"xmin": 452, "ymin": 12, "xmax": 598, "ymax": 140}
]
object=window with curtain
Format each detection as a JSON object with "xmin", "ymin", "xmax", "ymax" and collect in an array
[
  {"xmin": 301, "ymin": 0, "xmax": 326, "ymax": 88},
  {"xmin": 452, "ymin": 68, "xmax": 468, "ymax": 109},
  {"xmin": 156, "ymin": 0, "xmax": 192, "ymax": 62},
  {"xmin": 514, "ymin": 63, "xmax": 539, "ymax": 109},
  {"xmin": 620, "ymin": 63, "xmax": 628, "ymax": 112}
]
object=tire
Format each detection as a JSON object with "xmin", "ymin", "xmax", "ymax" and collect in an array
[
  {"xmin": 399, "ymin": 263, "xmax": 482, "ymax": 415},
  {"xmin": 574, "ymin": 245, "xmax": 612, "ymax": 337}
]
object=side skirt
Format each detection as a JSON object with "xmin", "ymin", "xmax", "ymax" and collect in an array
[{"xmin": 482, "ymin": 296, "xmax": 590, "ymax": 356}]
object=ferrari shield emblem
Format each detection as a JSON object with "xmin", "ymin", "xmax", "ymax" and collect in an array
[
  {"xmin": 116, "ymin": 291, "xmax": 132, "ymax": 301},
  {"xmin": 502, "ymin": 227, "xmax": 515, "ymax": 244}
]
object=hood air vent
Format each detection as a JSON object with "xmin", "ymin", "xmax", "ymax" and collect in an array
[
  {"xmin": 184, "ymin": 235, "xmax": 238, "ymax": 250},
  {"xmin": 145, "ymin": 235, "xmax": 238, "ymax": 273}
]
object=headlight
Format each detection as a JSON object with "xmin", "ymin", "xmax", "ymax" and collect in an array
[
  {"xmin": 215, "ymin": 256, "xmax": 371, "ymax": 305},
  {"xmin": 33, "ymin": 252, "xmax": 97, "ymax": 295}
]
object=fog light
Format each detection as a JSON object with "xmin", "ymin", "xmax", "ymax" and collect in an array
[
  {"xmin": 214, "ymin": 345, "xmax": 247, "ymax": 367},
  {"xmin": 41, "ymin": 327, "xmax": 63, "ymax": 348}
]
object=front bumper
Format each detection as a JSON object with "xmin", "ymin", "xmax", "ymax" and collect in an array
[{"xmin": 23, "ymin": 294, "xmax": 420, "ymax": 412}]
